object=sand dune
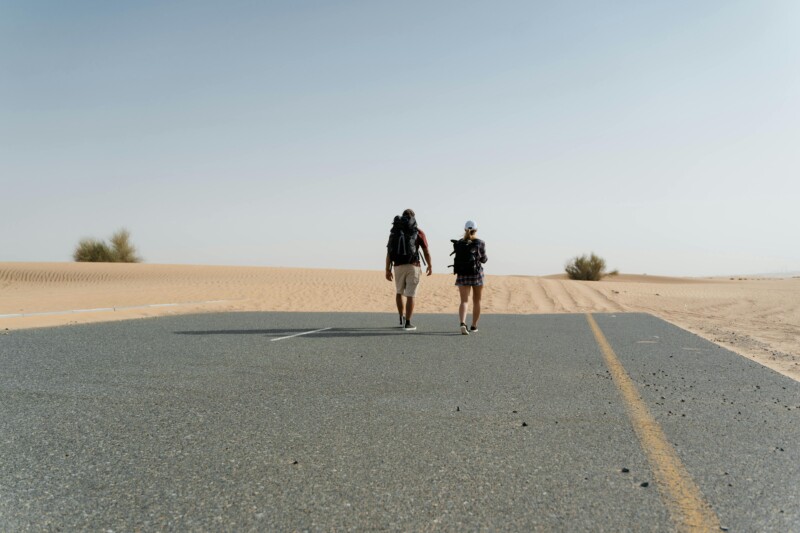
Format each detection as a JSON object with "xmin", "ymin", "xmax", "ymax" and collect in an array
[{"xmin": 2, "ymin": 262, "xmax": 798, "ymax": 381}]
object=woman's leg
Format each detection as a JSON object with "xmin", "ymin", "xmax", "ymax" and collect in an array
[
  {"xmin": 458, "ymin": 285, "xmax": 471, "ymax": 325},
  {"xmin": 471, "ymin": 285, "xmax": 483, "ymax": 327}
]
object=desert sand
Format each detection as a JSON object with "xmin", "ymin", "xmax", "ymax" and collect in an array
[{"xmin": 2, "ymin": 262, "xmax": 798, "ymax": 382}]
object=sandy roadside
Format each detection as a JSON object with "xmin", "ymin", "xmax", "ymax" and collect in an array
[{"xmin": 2, "ymin": 262, "xmax": 798, "ymax": 382}]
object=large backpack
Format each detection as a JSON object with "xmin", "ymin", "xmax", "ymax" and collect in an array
[
  {"xmin": 387, "ymin": 215, "xmax": 419, "ymax": 265},
  {"xmin": 449, "ymin": 239, "xmax": 480, "ymax": 275}
]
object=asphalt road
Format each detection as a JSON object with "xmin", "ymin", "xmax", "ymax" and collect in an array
[{"xmin": 1, "ymin": 312, "xmax": 798, "ymax": 531}]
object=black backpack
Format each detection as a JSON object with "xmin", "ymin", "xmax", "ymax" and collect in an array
[
  {"xmin": 449, "ymin": 239, "xmax": 480, "ymax": 275},
  {"xmin": 387, "ymin": 215, "xmax": 419, "ymax": 265}
]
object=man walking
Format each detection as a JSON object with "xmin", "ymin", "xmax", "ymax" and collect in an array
[{"xmin": 385, "ymin": 208, "xmax": 432, "ymax": 331}]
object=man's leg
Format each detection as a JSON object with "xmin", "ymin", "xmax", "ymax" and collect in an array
[
  {"xmin": 405, "ymin": 296, "xmax": 415, "ymax": 323},
  {"xmin": 394, "ymin": 266, "xmax": 406, "ymax": 325},
  {"xmin": 403, "ymin": 266, "xmax": 421, "ymax": 327}
]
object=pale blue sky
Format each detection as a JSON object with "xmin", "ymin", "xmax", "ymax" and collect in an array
[{"xmin": 2, "ymin": 1, "xmax": 799, "ymax": 276}]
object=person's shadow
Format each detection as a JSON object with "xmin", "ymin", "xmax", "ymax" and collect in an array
[{"xmin": 175, "ymin": 327, "xmax": 461, "ymax": 338}]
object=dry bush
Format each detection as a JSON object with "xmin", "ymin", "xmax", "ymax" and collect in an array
[
  {"xmin": 73, "ymin": 228, "xmax": 141, "ymax": 263},
  {"xmin": 565, "ymin": 253, "xmax": 610, "ymax": 281},
  {"xmin": 109, "ymin": 228, "xmax": 141, "ymax": 263},
  {"xmin": 73, "ymin": 238, "xmax": 115, "ymax": 262}
]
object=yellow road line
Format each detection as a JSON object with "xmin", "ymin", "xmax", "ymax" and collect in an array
[{"xmin": 586, "ymin": 314, "xmax": 721, "ymax": 532}]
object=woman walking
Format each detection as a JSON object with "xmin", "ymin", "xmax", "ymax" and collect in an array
[{"xmin": 454, "ymin": 220, "xmax": 488, "ymax": 335}]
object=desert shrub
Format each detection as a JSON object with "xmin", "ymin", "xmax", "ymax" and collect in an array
[
  {"xmin": 565, "ymin": 253, "xmax": 610, "ymax": 281},
  {"xmin": 73, "ymin": 238, "xmax": 115, "ymax": 262},
  {"xmin": 73, "ymin": 228, "xmax": 141, "ymax": 263},
  {"xmin": 108, "ymin": 228, "xmax": 141, "ymax": 263}
]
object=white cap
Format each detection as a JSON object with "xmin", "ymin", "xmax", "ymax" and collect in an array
[{"xmin": 464, "ymin": 220, "xmax": 477, "ymax": 230}]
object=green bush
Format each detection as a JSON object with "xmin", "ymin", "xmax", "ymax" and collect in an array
[
  {"xmin": 565, "ymin": 253, "xmax": 611, "ymax": 281},
  {"xmin": 73, "ymin": 229, "xmax": 141, "ymax": 263}
]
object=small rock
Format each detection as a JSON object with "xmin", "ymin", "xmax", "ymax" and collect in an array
[
  {"xmin": 291, "ymin": 460, "xmax": 298, "ymax": 465},
  {"xmin": 640, "ymin": 482, "xmax": 649, "ymax": 488},
  {"xmin": 521, "ymin": 422, "xmax": 528, "ymax": 427},
  {"xmin": 621, "ymin": 468, "xmax": 630, "ymax": 473}
]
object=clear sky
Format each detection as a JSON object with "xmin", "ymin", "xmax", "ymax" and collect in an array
[{"xmin": 2, "ymin": 1, "xmax": 799, "ymax": 276}]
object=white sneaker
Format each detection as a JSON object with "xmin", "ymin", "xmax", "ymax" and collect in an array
[
  {"xmin": 460, "ymin": 323, "xmax": 469, "ymax": 335},
  {"xmin": 399, "ymin": 315, "xmax": 405, "ymax": 328}
]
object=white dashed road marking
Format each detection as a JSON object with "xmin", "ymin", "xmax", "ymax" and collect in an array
[{"xmin": 270, "ymin": 327, "xmax": 333, "ymax": 342}]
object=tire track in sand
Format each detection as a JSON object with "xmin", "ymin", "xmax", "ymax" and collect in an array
[
  {"xmin": 501, "ymin": 277, "xmax": 558, "ymax": 313},
  {"xmin": 567, "ymin": 281, "xmax": 627, "ymax": 313},
  {"xmin": 539, "ymin": 279, "xmax": 576, "ymax": 312},
  {"xmin": 526, "ymin": 277, "xmax": 556, "ymax": 313}
]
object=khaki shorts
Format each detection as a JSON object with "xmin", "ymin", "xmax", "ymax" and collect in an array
[{"xmin": 394, "ymin": 264, "xmax": 421, "ymax": 297}]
